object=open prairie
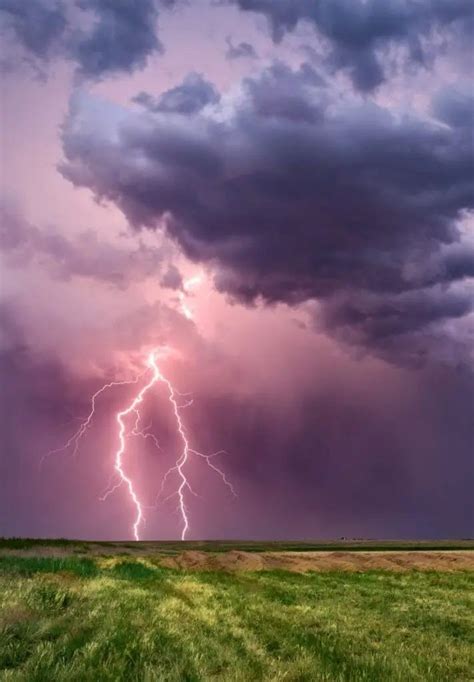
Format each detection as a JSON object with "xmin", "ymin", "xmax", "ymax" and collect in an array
[{"xmin": 1, "ymin": 539, "xmax": 473, "ymax": 681}]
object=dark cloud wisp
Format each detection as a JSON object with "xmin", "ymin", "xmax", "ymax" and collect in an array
[
  {"xmin": 133, "ymin": 72, "xmax": 220, "ymax": 115},
  {"xmin": 225, "ymin": 37, "xmax": 258, "ymax": 60}
]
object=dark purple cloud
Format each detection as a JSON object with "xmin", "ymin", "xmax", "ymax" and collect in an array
[
  {"xmin": 0, "ymin": 0, "xmax": 171, "ymax": 78},
  {"xmin": 0, "ymin": 0, "xmax": 66, "ymax": 59},
  {"xmin": 317, "ymin": 286, "xmax": 473, "ymax": 366},
  {"xmin": 133, "ymin": 72, "xmax": 220, "ymax": 115},
  {"xmin": 59, "ymin": 64, "xmax": 473, "ymax": 363},
  {"xmin": 432, "ymin": 84, "xmax": 474, "ymax": 130},
  {"xmin": 228, "ymin": 0, "xmax": 474, "ymax": 90},
  {"xmin": 73, "ymin": 0, "xmax": 161, "ymax": 78}
]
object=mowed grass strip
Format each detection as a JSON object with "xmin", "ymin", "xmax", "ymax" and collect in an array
[{"xmin": 0, "ymin": 555, "xmax": 472, "ymax": 681}]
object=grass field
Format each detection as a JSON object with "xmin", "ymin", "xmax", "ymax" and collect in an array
[
  {"xmin": 0, "ymin": 541, "xmax": 473, "ymax": 681},
  {"xmin": 1, "ymin": 537, "xmax": 473, "ymax": 553}
]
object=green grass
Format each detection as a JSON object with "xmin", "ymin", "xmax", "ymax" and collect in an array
[
  {"xmin": 0, "ymin": 557, "xmax": 98, "ymax": 578},
  {"xmin": 0, "ymin": 539, "xmax": 84, "ymax": 551},
  {"xmin": 0, "ymin": 555, "xmax": 473, "ymax": 681}
]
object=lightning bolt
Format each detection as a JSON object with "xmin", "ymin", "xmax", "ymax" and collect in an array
[
  {"xmin": 44, "ymin": 349, "xmax": 235, "ymax": 541},
  {"xmin": 110, "ymin": 354, "xmax": 163, "ymax": 540},
  {"xmin": 41, "ymin": 374, "xmax": 145, "ymax": 466},
  {"xmin": 179, "ymin": 274, "xmax": 203, "ymax": 320}
]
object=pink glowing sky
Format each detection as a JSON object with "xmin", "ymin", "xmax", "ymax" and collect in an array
[{"xmin": 1, "ymin": 0, "xmax": 473, "ymax": 540}]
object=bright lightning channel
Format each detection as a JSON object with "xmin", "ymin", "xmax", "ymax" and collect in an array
[
  {"xmin": 179, "ymin": 274, "xmax": 203, "ymax": 320},
  {"xmin": 44, "ymin": 349, "xmax": 235, "ymax": 541}
]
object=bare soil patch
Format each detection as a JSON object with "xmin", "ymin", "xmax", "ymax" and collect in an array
[
  {"xmin": 2, "ymin": 541, "xmax": 473, "ymax": 573},
  {"xmin": 159, "ymin": 549, "xmax": 474, "ymax": 573}
]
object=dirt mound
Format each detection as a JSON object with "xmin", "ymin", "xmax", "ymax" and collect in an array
[
  {"xmin": 161, "ymin": 550, "xmax": 264, "ymax": 571},
  {"xmin": 159, "ymin": 550, "xmax": 474, "ymax": 573},
  {"xmin": 160, "ymin": 551, "xmax": 209, "ymax": 570},
  {"xmin": 214, "ymin": 550, "xmax": 265, "ymax": 571}
]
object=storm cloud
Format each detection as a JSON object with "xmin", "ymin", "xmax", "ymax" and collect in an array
[
  {"xmin": 0, "ymin": 0, "xmax": 168, "ymax": 77},
  {"xmin": 228, "ymin": 0, "xmax": 474, "ymax": 90},
  {"xmin": 60, "ymin": 63, "xmax": 474, "ymax": 363},
  {"xmin": 1, "ymin": 0, "xmax": 473, "ymax": 542},
  {"xmin": 0, "ymin": 0, "xmax": 66, "ymax": 60}
]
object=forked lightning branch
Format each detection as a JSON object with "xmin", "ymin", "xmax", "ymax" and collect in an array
[{"xmin": 44, "ymin": 350, "xmax": 236, "ymax": 540}]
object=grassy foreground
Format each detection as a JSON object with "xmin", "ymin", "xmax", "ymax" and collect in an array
[{"xmin": 1, "ymin": 553, "xmax": 473, "ymax": 681}]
